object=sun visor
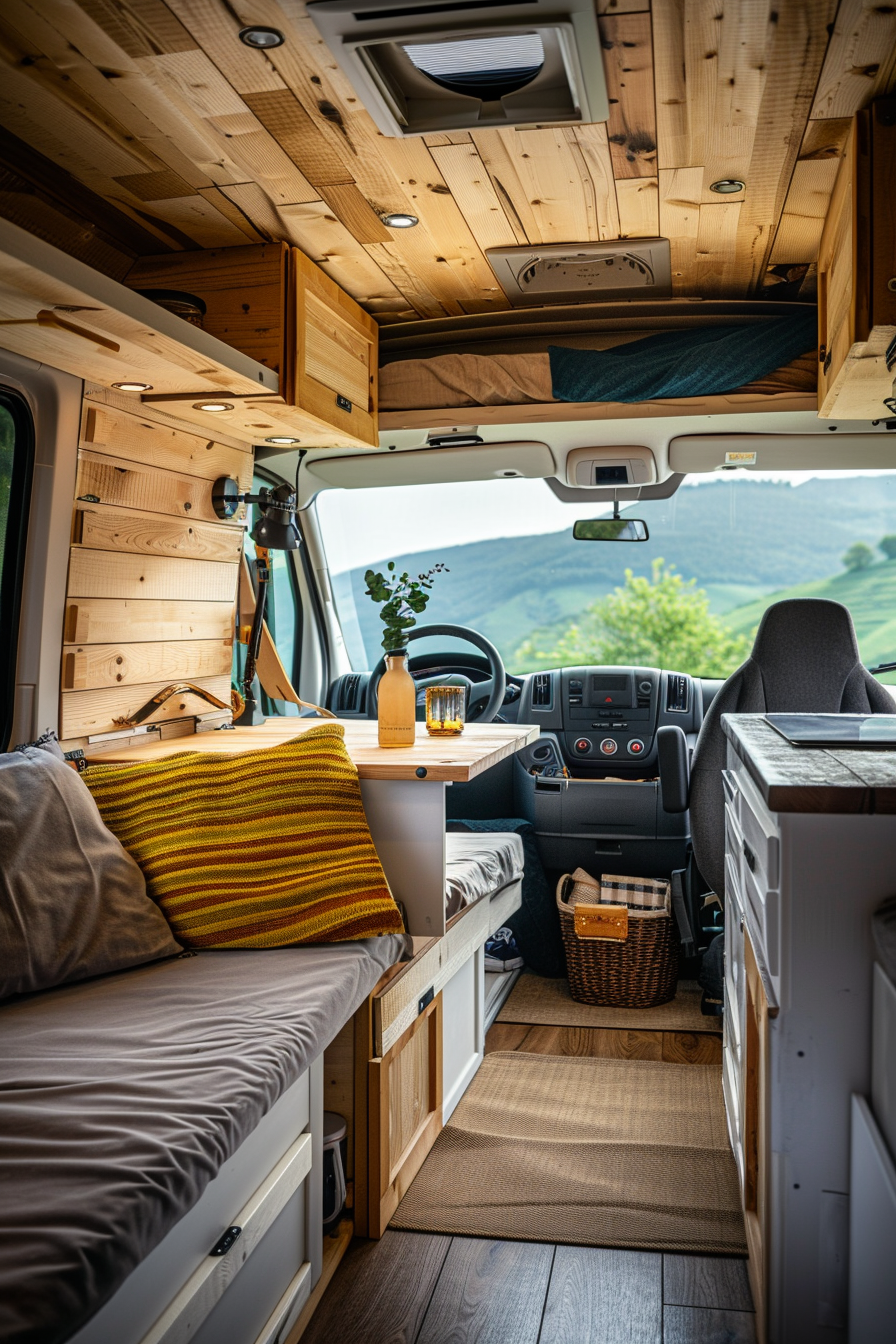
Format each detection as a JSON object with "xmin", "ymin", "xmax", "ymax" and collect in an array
[
  {"xmin": 306, "ymin": 441, "xmax": 556, "ymax": 493},
  {"xmin": 670, "ymin": 433, "xmax": 896, "ymax": 473}
]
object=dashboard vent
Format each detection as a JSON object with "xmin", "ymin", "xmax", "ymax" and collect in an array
[
  {"xmin": 337, "ymin": 674, "xmax": 362, "ymax": 713},
  {"xmin": 532, "ymin": 673, "xmax": 552, "ymax": 708},
  {"xmin": 666, "ymin": 674, "xmax": 689, "ymax": 714}
]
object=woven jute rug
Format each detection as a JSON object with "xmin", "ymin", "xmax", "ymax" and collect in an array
[
  {"xmin": 390, "ymin": 1052, "xmax": 746, "ymax": 1255},
  {"xmin": 497, "ymin": 973, "xmax": 715, "ymax": 1034}
]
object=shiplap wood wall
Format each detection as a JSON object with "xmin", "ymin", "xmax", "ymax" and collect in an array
[
  {"xmin": 60, "ymin": 394, "xmax": 251, "ymax": 746},
  {"xmin": 0, "ymin": 0, "xmax": 893, "ymax": 321}
]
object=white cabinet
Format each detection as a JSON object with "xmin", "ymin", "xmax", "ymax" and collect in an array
[{"xmin": 722, "ymin": 722, "xmax": 896, "ymax": 1344}]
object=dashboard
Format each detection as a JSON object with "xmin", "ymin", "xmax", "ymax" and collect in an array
[{"xmin": 329, "ymin": 658, "xmax": 722, "ymax": 777}]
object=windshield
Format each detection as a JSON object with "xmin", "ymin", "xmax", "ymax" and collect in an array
[{"xmin": 315, "ymin": 471, "xmax": 896, "ymax": 684}]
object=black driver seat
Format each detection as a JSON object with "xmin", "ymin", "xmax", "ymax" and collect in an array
[{"xmin": 670, "ymin": 598, "xmax": 895, "ymax": 898}]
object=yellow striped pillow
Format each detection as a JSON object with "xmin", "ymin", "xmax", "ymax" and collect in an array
[{"xmin": 83, "ymin": 725, "xmax": 403, "ymax": 948}]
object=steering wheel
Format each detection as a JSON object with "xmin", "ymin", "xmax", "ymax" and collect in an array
[{"xmin": 365, "ymin": 624, "xmax": 507, "ymax": 724}]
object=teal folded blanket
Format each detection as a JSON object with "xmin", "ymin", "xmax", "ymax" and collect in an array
[{"xmin": 548, "ymin": 310, "xmax": 817, "ymax": 403}]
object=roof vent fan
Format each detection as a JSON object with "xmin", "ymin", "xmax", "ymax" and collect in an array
[{"xmin": 487, "ymin": 241, "xmax": 672, "ymax": 307}]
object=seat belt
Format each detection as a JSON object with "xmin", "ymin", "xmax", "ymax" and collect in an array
[{"xmin": 670, "ymin": 868, "xmax": 696, "ymax": 957}]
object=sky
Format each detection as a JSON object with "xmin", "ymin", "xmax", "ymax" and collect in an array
[{"xmin": 315, "ymin": 470, "xmax": 896, "ymax": 576}]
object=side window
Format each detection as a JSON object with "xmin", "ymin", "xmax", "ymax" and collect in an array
[
  {"xmin": 233, "ymin": 470, "xmax": 303, "ymax": 718},
  {"xmin": 0, "ymin": 390, "xmax": 35, "ymax": 748}
]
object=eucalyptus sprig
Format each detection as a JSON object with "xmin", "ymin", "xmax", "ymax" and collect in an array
[{"xmin": 363, "ymin": 561, "xmax": 449, "ymax": 652}]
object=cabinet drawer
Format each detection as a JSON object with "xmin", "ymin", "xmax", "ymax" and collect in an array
[
  {"xmin": 743, "ymin": 858, "xmax": 780, "ymax": 981},
  {"xmin": 739, "ymin": 789, "xmax": 780, "ymax": 894}
]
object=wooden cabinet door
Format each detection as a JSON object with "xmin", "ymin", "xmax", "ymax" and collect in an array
[{"xmin": 367, "ymin": 993, "xmax": 442, "ymax": 1239}]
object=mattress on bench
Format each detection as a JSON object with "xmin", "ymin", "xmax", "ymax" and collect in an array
[
  {"xmin": 445, "ymin": 831, "xmax": 524, "ymax": 919},
  {"xmin": 0, "ymin": 936, "xmax": 407, "ymax": 1344}
]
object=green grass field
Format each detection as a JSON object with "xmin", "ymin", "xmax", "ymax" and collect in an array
[{"xmin": 723, "ymin": 561, "xmax": 896, "ymax": 684}]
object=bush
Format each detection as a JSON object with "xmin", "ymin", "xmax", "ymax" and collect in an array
[
  {"xmin": 514, "ymin": 559, "xmax": 751, "ymax": 677},
  {"xmin": 842, "ymin": 542, "xmax": 875, "ymax": 572},
  {"xmin": 879, "ymin": 535, "xmax": 896, "ymax": 561}
]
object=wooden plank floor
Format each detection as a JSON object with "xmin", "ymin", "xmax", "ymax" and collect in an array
[{"xmin": 302, "ymin": 1232, "xmax": 755, "ymax": 1344}]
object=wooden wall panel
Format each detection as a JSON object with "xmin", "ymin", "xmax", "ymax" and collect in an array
[{"xmin": 61, "ymin": 397, "xmax": 246, "ymax": 748}]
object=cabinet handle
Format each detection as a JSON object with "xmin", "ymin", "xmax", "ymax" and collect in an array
[{"xmin": 742, "ymin": 839, "xmax": 756, "ymax": 872}]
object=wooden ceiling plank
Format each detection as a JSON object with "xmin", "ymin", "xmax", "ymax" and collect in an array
[
  {"xmin": 131, "ymin": 193, "xmax": 250, "ymax": 246},
  {"xmin": 316, "ymin": 183, "xmax": 393, "ymax": 245},
  {"xmin": 77, "ymin": 0, "xmax": 199, "ymax": 58},
  {"xmin": 695, "ymin": 198, "xmax": 742, "ymax": 295},
  {"xmin": 0, "ymin": 181, "xmax": 134, "ymax": 280},
  {"xmin": 242, "ymin": 88, "xmax": 356, "ymax": 189},
  {"xmin": 145, "ymin": 47, "xmax": 249, "ymax": 119},
  {"xmin": 372, "ymin": 138, "xmax": 510, "ymax": 306},
  {"xmin": 472, "ymin": 127, "xmax": 602, "ymax": 246},
  {"xmin": 652, "ymin": 0, "xmax": 689, "ymax": 169},
  {"xmin": 269, "ymin": 199, "xmax": 407, "ymax": 307},
  {"xmin": 359, "ymin": 241, "xmax": 450, "ymax": 318},
  {"xmin": 196, "ymin": 186, "xmax": 268, "ymax": 241},
  {"xmin": 698, "ymin": 0, "xmax": 778, "ymax": 204},
  {"xmin": 165, "ymin": 0, "xmax": 288, "ymax": 95},
  {"xmin": 598, "ymin": 0, "xmax": 649, "ymax": 11},
  {"xmin": 572, "ymin": 124, "xmax": 622, "ymax": 240},
  {"xmin": 732, "ymin": 0, "xmax": 835, "ymax": 293},
  {"xmin": 428, "ymin": 143, "xmax": 526, "ymax": 250},
  {"xmin": 423, "ymin": 133, "xmax": 474, "ymax": 147},
  {"xmin": 616, "ymin": 175, "xmax": 660, "ymax": 237},
  {"xmin": 658, "ymin": 165, "xmax": 702, "ymax": 294},
  {"xmin": 599, "ymin": 11, "xmax": 658, "ymax": 179},
  {"xmin": 810, "ymin": 0, "xmax": 896, "ymax": 119},
  {"xmin": 205, "ymin": 118, "xmax": 320, "ymax": 206},
  {"xmin": 769, "ymin": 155, "xmax": 842, "ymax": 263},
  {"xmin": 471, "ymin": 130, "xmax": 541, "ymax": 243}
]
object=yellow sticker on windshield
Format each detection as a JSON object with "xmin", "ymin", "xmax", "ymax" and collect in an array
[{"xmin": 725, "ymin": 451, "xmax": 757, "ymax": 465}]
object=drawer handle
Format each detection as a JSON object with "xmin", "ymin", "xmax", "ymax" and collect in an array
[{"xmin": 742, "ymin": 839, "xmax": 756, "ymax": 872}]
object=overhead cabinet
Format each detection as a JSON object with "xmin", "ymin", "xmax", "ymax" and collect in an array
[
  {"xmin": 817, "ymin": 98, "xmax": 896, "ymax": 421},
  {"xmin": 126, "ymin": 245, "xmax": 379, "ymax": 449}
]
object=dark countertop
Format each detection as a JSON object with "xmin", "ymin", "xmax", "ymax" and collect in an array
[{"xmin": 722, "ymin": 714, "xmax": 896, "ymax": 814}]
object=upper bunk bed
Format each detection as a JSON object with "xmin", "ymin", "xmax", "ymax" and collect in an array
[{"xmin": 375, "ymin": 299, "xmax": 820, "ymax": 431}]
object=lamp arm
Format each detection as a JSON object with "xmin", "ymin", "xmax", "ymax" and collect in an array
[{"xmin": 243, "ymin": 546, "xmax": 270, "ymax": 699}]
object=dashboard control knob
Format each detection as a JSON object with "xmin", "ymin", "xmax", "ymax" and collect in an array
[
  {"xmin": 599, "ymin": 738, "xmax": 618, "ymax": 756},
  {"xmin": 638, "ymin": 679, "xmax": 652, "ymax": 695},
  {"xmin": 628, "ymin": 739, "xmax": 646, "ymax": 756},
  {"xmin": 574, "ymin": 737, "xmax": 592, "ymax": 754}
]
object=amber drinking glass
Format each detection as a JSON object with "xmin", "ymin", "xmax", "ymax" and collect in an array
[{"xmin": 425, "ymin": 685, "xmax": 466, "ymax": 736}]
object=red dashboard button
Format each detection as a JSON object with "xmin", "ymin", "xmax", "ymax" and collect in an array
[
  {"xmin": 628, "ymin": 739, "xmax": 645, "ymax": 755},
  {"xmin": 574, "ymin": 738, "xmax": 592, "ymax": 754},
  {"xmin": 599, "ymin": 738, "xmax": 618, "ymax": 756}
]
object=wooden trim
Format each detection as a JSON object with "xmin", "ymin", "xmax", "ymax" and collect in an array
[
  {"xmin": 353, "ymin": 995, "xmax": 373, "ymax": 1240},
  {"xmin": 253, "ymin": 1262, "xmax": 312, "ymax": 1344},
  {"xmin": 140, "ymin": 1132, "xmax": 312, "ymax": 1344},
  {"xmin": 282, "ymin": 1219, "xmax": 353, "ymax": 1344},
  {"xmin": 367, "ymin": 994, "xmax": 443, "ymax": 1239},
  {"xmin": 744, "ymin": 931, "xmax": 770, "ymax": 1344},
  {"xmin": 378, "ymin": 390, "xmax": 818, "ymax": 431}
]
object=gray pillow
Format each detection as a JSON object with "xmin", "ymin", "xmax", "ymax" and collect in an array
[{"xmin": 0, "ymin": 748, "xmax": 181, "ymax": 1000}]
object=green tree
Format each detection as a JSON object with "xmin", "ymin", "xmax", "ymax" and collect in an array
[
  {"xmin": 842, "ymin": 541, "xmax": 875, "ymax": 572},
  {"xmin": 514, "ymin": 559, "xmax": 751, "ymax": 676},
  {"xmin": 879, "ymin": 535, "xmax": 896, "ymax": 561}
]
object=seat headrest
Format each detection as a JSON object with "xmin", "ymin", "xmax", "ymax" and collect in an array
[{"xmin": 750, "ymin": 598, "xmax": 863, "ymax": 712}]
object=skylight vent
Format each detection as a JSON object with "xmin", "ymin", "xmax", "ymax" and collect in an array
[
  {"xmin": 307, "ymin": 0, "xmax": 607, "ymax": 136},
  {"xmin": 487, "ymin": 241, "xmax": 673, "ymax": 307}
]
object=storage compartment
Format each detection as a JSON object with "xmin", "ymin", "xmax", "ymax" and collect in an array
[
  {"xmin": 849, "ymin": 1094, "xmax": 896, "ymax": 1343},
  {"xmin": 817, "ymin": 99, "xmax": 896, "ymax": 421},
  {"xmin": 534, "ymin": 776, "xmax": 688, "ymax": 877},
  {"xmin": 125, "ymin": 245, "xmax": 378, "ymax": 448}
]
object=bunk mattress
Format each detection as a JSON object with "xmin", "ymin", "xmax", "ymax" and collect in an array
[
  {"xmin": 379, "ymin": 349, "xmax": 818, "ymax": 410},
  {"xmin": 445, "ymin": 831, "xmax": 524, "ymax": 919},
  {"xmin": 0, "ymin": 937, "xmax": 406, "ymax": 1344}
]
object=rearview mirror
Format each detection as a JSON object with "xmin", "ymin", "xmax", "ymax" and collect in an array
[{"xmin": 573, "ymin": 518, "xmax": 649, "ymax": 542}]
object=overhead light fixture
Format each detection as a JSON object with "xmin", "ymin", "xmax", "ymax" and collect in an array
[
  {"xmin": 710, "ymin": 179, "xmax": 745, "ymax": 194},
  {"xmin": 112, "ymin": 381, "xmax": 153, "ymax": 392},
  {"xmin": 265, "ymin": 435, "xmax": 301, "ymax": 445},
  {"xmin": 239, "ymin": 26, "xmax": 285, "ymax": 48},
  {"xmin": 381, "ymin": 212, "xmax": 419, "ymax": 229},
  {"xmin": 193, "ymin": 401, "xmax": 234, "ymax": 413}
]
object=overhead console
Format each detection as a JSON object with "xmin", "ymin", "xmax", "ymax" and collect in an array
[{"xmin": 565, "ymin": 445, "xmax": 657, "ymax": 489}]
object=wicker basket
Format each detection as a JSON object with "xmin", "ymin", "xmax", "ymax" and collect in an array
[{"xmin": 556, "ymin": 869, "xmax": 678, "ymax": 1008}]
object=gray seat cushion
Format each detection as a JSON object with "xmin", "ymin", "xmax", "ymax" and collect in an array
[{"xmin": 690, "ymin": 599, "xmax": 895, "ymax": 897}]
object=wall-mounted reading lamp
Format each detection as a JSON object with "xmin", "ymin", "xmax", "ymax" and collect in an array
[{"xmin": 212, "ymin": 474, "xmax": 302, "ymax": 725}]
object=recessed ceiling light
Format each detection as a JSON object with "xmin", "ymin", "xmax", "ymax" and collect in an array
[
  {"xmin": 239, "ymin": 26, "xmax": 284, "ymax": 49},
  {"xmin": 709, "ymin": 179, "xmax": 745, "ymax": 194},
  {"xmin": 193, "ymin": 401, "xmax": 234, "ymax": 413},
  {"xmin": 381, "ymin": 212, "xmax": 419, "ymax": 229},
  {"xmin": 112, "ymin": 381, "xmax": 153, "ymax": 392},
  {"xmin": 265, "ymin": 436, "xmax": 301, "ymax": 445}
]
